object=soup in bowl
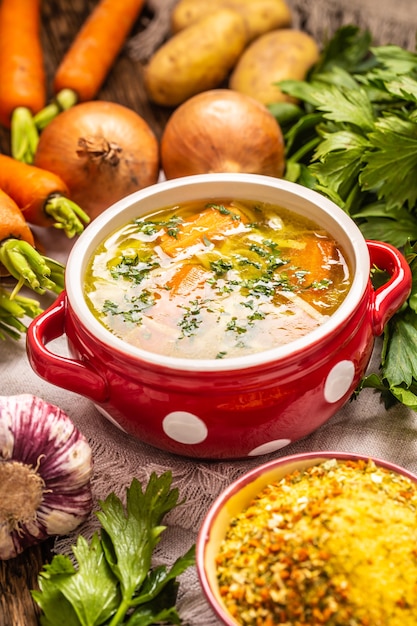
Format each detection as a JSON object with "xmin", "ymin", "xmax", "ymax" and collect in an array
[
  {"xmin": 84, "ymin": 198, "xmax": 352, "ymax": 360},
  {"xmin": 26, "ymin": 174, "xmax": 411, "ymax": 459}
]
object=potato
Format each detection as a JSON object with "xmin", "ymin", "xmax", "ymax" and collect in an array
[
  {"xmin": 229, "ymin": 29, "xmax": 320, "ymax": 105},
  {"xmin": 171, "ymin": 0, "xmax": 292, "ymax": 42},
  {"xmin": 144, "ymin": 9, "xmax": 247, "ymax": 107}
]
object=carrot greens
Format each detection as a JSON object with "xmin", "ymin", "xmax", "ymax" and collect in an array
[
  {"xmin": 32, "ymin": 472, "xmax": 195, "ymax": 626},
  {"xmin": 270, "ymin": 25, "xmax": 417, "ymax": 409},
  {"xmin": 0, "ymin": 286, "xmax": 42, "ymax": 340}
]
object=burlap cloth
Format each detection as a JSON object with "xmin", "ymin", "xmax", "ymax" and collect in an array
[{"xmin": 2, "ymin": 2, "xmax": 417, "ymax": 624}]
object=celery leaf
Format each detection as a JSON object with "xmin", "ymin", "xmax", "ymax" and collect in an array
[
  {"xmin": 32, "ymin": 473, "xmax": 194, "ymax": 626},
  {"xmin": 313, "ymin": 84, "xmax": 375, "ymax": 131},
  {"xmin": 360, "ymin": 115, "xmax": 417, "ymax": 209},
  {"xmin": 383, "ymin": 313, "xmax": 417, "ymax": 387}
]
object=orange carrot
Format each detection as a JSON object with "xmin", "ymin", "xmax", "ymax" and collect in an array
[
  {"xmin": 53, "ymin": 0, "xmax": 146, "ymax": 103},
  {"xmin": 0, "ymin": 0, "xmax": 46, "ymax": 129},
  {"xmin": 168, "ymin": 264, "xmax": 209, "ymax": 296},
  {"xmin": 160, "ymin": 205, "xmax": 246, "ymax": 257},
  {"xmin": 0, "ymin": 188, "xmax": 64, "ymax": 295},
  {"xmin": 285, "ymin": 237, "xmax": 336, "ymax": 309},
  {"xmin": 289, "ymin": 237, "xmax": 335, "ymax": 285},
  {"xmin": 0, "ymin": 188, "xmax": 34, "ymax": 247},
  {"xmin": 0, "ymin": 154, "xmax": 89, "ymax": 237}
]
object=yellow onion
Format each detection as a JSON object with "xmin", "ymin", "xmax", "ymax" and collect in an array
[
  {"xmin": 34, "ymin": 101, "xmax": 160, "ymax": 220},
  {"xmin": 160, "ymin": 89, "xmax": 285, "ymax": 180}
]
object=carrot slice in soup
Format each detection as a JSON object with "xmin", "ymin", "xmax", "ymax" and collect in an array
[
  {"xmin": 159, "ymin": 205, "xmax": 246, "ymax": 256},
  {"xmin": 168, "ymin": 263, "xmax": 209, "ymax": 296},
  {"xmin": 288, "ymin": 236, "xmax": 336, "ymax": 285}
]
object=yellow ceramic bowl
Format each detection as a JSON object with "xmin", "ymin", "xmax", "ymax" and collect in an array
[{"xmin": 196, "ymin": 451, "xmax": 417, "ymax": 624}]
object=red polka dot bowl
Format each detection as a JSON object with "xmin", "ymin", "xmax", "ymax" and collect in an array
[{"xmin": 26, "ymin": 173, "xmax": 411, "ymax": 459}]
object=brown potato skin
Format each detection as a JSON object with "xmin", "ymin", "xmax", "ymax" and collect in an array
[
  {"xmin": 160, "ymin": 89, "xmax": 286, "ymax": 179},
  {"xmin": 229, "ymin": 29, "xmax": 320, "ymax": 105},
  {"xmin": 144, "ymin": 9, "xmax": 247, "ymax": 107},
  {"xmin": 171, "ymin": 0, "xmax": 292, "ymax": 42}
]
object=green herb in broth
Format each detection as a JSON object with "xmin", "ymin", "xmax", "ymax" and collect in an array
[
  {"xmin": 102, "ymin": 290, "xmax": 155, "ymax": 325},
  {"xmin": 110, "ymin": 255, "xmax": 160, "ymax": 284},
  {"xmin": 133, "ymin": 214, "xmax": 184, "ymax": 238},
  {"xmin": 84, "ymin": 199, "xmax": 351, "ymax": 359}
]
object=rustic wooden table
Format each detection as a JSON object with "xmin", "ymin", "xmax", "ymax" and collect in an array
[{"xmin": 0, "ymin": 1, "xmax": 170, "ymax": 623}]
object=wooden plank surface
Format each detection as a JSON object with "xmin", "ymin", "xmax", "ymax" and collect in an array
[{"xmin": 0, "ymin": 2, "xmax": 170, "ymax": 624}]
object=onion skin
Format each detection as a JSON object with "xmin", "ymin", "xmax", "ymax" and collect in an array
[
  {"xmin": 160, "ymin": 89, "xmax": 285, "ymax": 180},
  {"xmin": 34, "ymin": 101, "xmax": 160, "ymax": 220}
]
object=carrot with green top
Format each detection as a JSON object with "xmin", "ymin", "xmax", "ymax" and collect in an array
[
  {"xmin": 0, "ymin": 154, "xmax": 89, "ymax": 238},
  {"xmin": 0, "ymin": 0, "xmax": 46, "ymax": 162},
  {"xmin": 34, "ymin": 0, "xmax": 147, "ymax": 129},
  {"xmin": 0, "ymin": 188, "xmax": 64, "ymax": 297},
  {"xmin": 0, "ymin": 188, "xmax": 35, "ymax": 250}
]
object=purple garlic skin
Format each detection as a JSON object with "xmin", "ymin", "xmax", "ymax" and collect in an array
[{"xmin": 0, "ymin": 394, "xmax": 93, "ymax": 560}]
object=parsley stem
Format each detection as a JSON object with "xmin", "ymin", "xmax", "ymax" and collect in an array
[
  {"xmin": 287, "ymin": 136, "xmax": 322, "ymax": 163},
  {"xmin": 108, "ymin": 599, "xmax": 131, "ymax": 626}
]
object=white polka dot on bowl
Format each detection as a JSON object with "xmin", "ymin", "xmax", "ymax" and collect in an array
[
  {"xmin": 162, "ymin": 411, "xmax": 208, "ymax": 444},
  {"xmin": 324, "ymin": 360, "xmax": 355, "ymax": 403}
]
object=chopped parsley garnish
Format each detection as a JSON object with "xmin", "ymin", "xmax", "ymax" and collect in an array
[
  {"xmin": 110, "ymin": 255, "xmax": 159, "ymax": 285},
  {"xmin": 206, "ymin": 203, "xmax": 241, "ymax": 221},
  {"xmin": 178, "ymin": 298, "xmax": 210, "ymax": 338},
  {"xmin": 134, "ymin": 215, "xmax": 184, "ymax": 239},
  {"xmin": 226, "ymin": 317, "xmax": 247, "ymax": 335},
  {"xmin": 234, "ymin": 255, "xmax": 262, "ymax": 270},
  {"xmin": 249, "ymin": 243, "xmax": 269, "ymax": 257},
  {"xmin": 103, "ymin": 291, "xmax": 155, "ymax": 324},
  {"xmin": 216, "ymin": 351, "xmax": 228, "ymax": 359},
  {"xmin": 210, "ymin": 258, "xmax": 234, "ymax": 276},
  {"xmin": 248, "ymin": 310, "xmax": 266, "ymax": 323},
  {"xmin": 311, "ymin": 278, "xmax": 332, "ymax": 290}
]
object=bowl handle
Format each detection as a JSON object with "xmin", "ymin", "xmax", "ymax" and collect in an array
[
  {"xmin": 26, "ymin": 292, "xmax": 109, "ymax": 403},
  {"xmin": 367, "ymin": 239, "xmax": 412, "ymax": 336}
]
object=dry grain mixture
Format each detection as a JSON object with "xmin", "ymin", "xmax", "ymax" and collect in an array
[{"xmin": 216, "ymin": 458, "xmax": 417, "ymax": 625}]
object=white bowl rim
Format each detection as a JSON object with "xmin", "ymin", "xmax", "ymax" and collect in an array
[
  {"xmin": 65, "ymin": 173, "xmax": 370, "ymax": 372},
  {"xmin": 196, "ymin": 450, "xmax": 417, "ymax": 625}
]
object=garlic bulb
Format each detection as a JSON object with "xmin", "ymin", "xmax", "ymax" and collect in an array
[{"xmin": 0, "ymin": 394, "xmax": 93, "ymax": 560}]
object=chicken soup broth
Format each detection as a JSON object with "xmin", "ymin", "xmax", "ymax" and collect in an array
[{"xmin": 84, "ymin": 199, "xmax": 351, "ymax": 359}]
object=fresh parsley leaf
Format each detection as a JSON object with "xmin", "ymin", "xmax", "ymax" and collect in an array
[
  {"xmin": 370, "ymin": 45, "xmax": 417, "ymax": 79},
  {"xmin": 360, "ymin": 115, "xmax": 417, "ymax": 210},
  {"xmin": 354, "ymin": 206, "xmax": 417, "ymax": 248},
  {"xmin": 33, "ymin": 535, "xmax": 118, "ymax": 626},
  {"xmin": 32, "ymin": 473, "xmax": 194, "ymax": 626},
  {"xmin": 382, "ymin": 75, "xmax": 417, "ymax": 103},
  {"xmin": 274, "ymin": 24, "xmax": 417, "ymax": 410},
  {"xmin": 314, "ymin": 84, "xmax": 375, "ymax": 131},
  {"xmin": 312, "ymin": 25, "xmax": 375, "ymax": 75},
  {"xmin": 311, "ymin": 129, "xmax": 368, "ymax": 200},
  {"xmin": 382, "ymin": 311, "xmax": 417, "ymax": 388}
]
